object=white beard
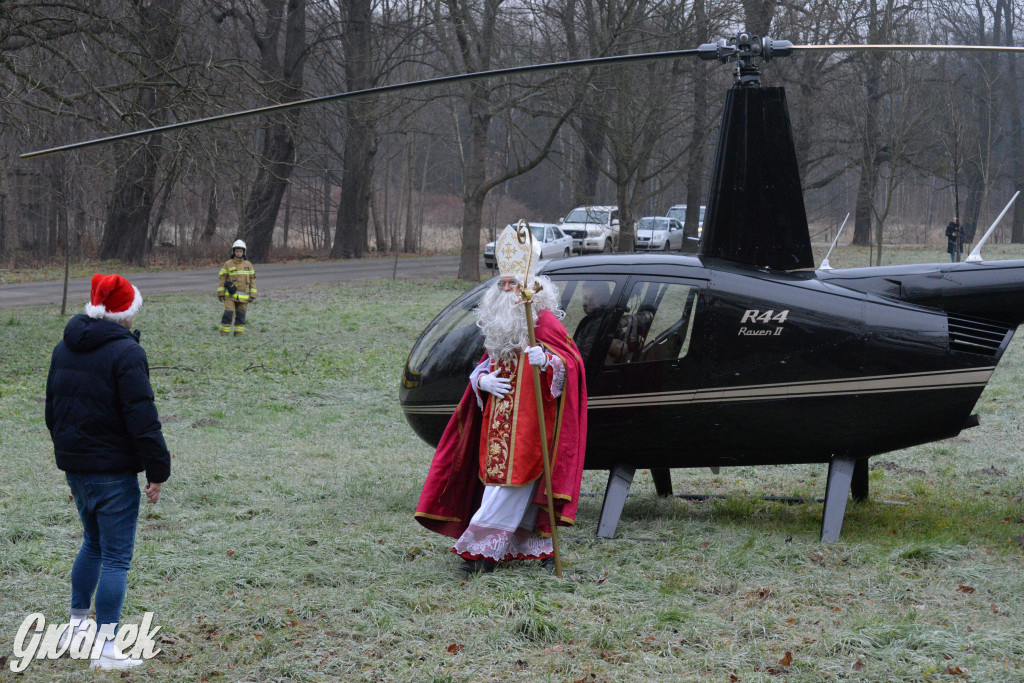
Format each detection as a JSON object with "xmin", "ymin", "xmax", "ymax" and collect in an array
[{"xmin": 477, "ymin": 276, "xmax": 562, "ymax": 362}]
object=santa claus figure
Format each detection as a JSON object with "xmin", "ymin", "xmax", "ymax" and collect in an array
[{"xmin": 415, "ymin": 225, "xmax": 588, "ymax": 573}]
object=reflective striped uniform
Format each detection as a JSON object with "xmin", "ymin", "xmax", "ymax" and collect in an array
[{"xmin": 218, "ymin": 257, "xmax": 256, "ymax": 336}]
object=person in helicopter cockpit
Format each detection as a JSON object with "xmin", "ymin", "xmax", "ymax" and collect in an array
[
  {"xmin": 573, "ymin": 280, "xmax": 655, "ymax": 365},
  {"xmin": 573, "ymin": 281, "xmax": 614, "ymax": 361}
]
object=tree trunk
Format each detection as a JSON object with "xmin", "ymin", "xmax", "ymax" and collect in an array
[
  {"xmin": 616, "ymin": 182, "xmax": 635, "ymax": 253},
  {"xmin": 331, "ymin": 0, "xmax": 376, "ymax": 259},
  {"xmin": 576, "ymin": 105, "xmax": 604, "ymax": 206},
  {"xmin": 416, "ymin": 139, "xmax": 431, "ymax": 252},
  {"xmin": 852, "ymin": 12, "xmax": 883, "ymax": 247},
  {"xmin": 148, "ymin": 167, "xmax": 176, "ymax": 250},
  {"xmin": 282, "ymin": 185, "xmax": 292, "ymax": 249},
  {"xmin": 376, "ymin": 153, "xmax": 391, "ymax": 251},
  {"xmin": 201, "ymin": 181, "xmax": 219, "ymax": 242},
  {"xmin": 0, "ymin": 172, "xmax": 7, "ymax": 258},
  {"xmin": 460, "ymin": 189, "xmax": 486, "ymax": 279},
  {"xmin": 687, "ymin": 4, "xmax": 708, "ymax": 243},
  {"xmin": 100, "ymin": 138, "xmax": 163, "ymax": 264},
  {"xmin": 741, "ymin": 0, "xmax": 775, "ymax": 35},
  {"xmin": 320, "ymin": 172, "xmax": 331, "ymax": 250},
  {"xmin": 457, "ymin": 81, "xmax": 492, "ymax": 281},
  {"xmin": 853, "ymin": 156, "xmax": 876, "ymax": 247},
  {"xmin": 963, "ymin": 161, "xmax": 985, "ymax": 245},
  {"xmin": 241, "ymin": 0, "xmax": 306, "ymax": 263},
  {"xmin": 333, "ymin": 124, "xmax": 375, "ymax": 258},
  {"xmin": 47, "ymin": 158, "xmax": 65, "ymax": 263},
  {"xmin": 1004, "ymin": 7, "xmax": 1024, "ymax": 243},
  {"xmin": 403, "ymin": 136, "xmax": 418, "ymax": 253},
  {"xmin": 242, "ymin": 120, "xmax": 296, "ymax": 261},
  {"xmin": 98, "ymin": 0, "xmax": 182, "ymax": 265}
]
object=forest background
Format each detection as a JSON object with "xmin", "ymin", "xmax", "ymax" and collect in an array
[{"xmin": 4, "ymin": 0, "xmax": 1024, "ymax": 282}]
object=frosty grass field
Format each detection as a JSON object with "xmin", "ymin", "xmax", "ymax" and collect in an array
[{"xmin": 1, "ymin": 253, "xmax": 1023, "ymax": 681}]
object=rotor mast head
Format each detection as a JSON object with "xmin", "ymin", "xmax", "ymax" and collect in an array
[{"xmin": 698, "ymin": 33, "xmax": 794, "ymax": 86}]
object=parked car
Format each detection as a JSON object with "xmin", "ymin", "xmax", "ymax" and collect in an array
[
  {"xmin": 666, "ymin": 204, "xmax": 706, "ymax": 252},
  {"xmin": 559, "ymin": 205, "xmax": 619, "ymax": 254},
  {"xmin": 484, "ymin": 223, "xmax": 573, "ymax": 269},
  {"xmin": 634, "ymin": 216, "xmax": 684, "ymax": 251}
]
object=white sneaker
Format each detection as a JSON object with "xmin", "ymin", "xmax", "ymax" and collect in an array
[{"xmin": 90, "ymin": 641, "xmax": 144, "ymax": 670}]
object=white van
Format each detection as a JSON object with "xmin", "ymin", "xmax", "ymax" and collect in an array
[{"xmin": 560, "ymin": 206, "xmax": 619, "ymax": 254}]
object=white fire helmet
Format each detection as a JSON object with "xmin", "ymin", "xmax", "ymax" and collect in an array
[{"xmin": 231, "ymin": 239, "xmax": 246, "ymax": 256}]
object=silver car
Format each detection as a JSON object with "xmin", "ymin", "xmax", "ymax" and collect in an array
[
  {"xmin": 634, "ymin": 216, "xmax": 684, "ymax": 251},
  {"xmin": 484, "ymin": 223, "xmax": 573, "ymax": 269}
]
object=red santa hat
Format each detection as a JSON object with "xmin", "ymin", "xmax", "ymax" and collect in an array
[{"xmin": 84, "ymin": 273, "xmax": 143, "ymax": 322}]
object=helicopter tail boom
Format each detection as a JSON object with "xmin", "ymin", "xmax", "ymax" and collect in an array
[{"xmin": 820, "ymin": 260, "xmax": 1024, "ymax": 328}]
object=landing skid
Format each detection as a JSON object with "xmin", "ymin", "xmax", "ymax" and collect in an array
[{"xmin": 595, "ymin": 458, "xmax": 871, "ymax": 541}]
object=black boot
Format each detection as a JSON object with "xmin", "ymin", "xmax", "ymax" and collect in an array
[
  {"xmin": 460, "ymin": 558, "xmax": 496, "ymax": 574},
  {"xmin": 540, "ymin": 557, "xmax": 556, "ymax": 574},
  {"xmin": 220, "ymin": 309, "xmax": 234, "ymax": 335}
]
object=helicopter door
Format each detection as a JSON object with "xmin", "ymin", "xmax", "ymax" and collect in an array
[{"xmin": 585, "ymin": 276, "xmax": 708, "ymax": 467}]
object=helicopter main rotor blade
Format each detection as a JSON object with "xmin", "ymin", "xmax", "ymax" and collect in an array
[
  {"xmin": 20, "ymin": 48, "xmax": 700, "ymax": 160},
  {"xmin": 792, "ymin": 43, "xmax": 1024, "ymax": 54}
]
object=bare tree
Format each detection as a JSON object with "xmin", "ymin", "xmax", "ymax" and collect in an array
[
  {"xmin": 233, "ymin": 0, "xmax": 307, "ymax": 263},
  {"xmin": 94, "ymin": 0, "xmax": 183, "ymax": 264},
  {"xmin": 1003, "ymin": 0, "xmax": 1024, "ymax": 243},
  {"xmin": 332, "ymin": 0, "xmax": 376, "ymax": 259},
  {"xmin": 565, "ymin": 0, "xmax": 697, "ymax": 251},
  {"xmin": 433, "ymin": 0, "xmax": 576, "ymax": 280}
]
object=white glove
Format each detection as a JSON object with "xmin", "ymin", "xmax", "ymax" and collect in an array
[
  {"xmin": 478, "ymin": 370, "xmax": 511, "ymax": 398},
  {"xmin": 526, "ymin": 345, "xmax": 549, "ymax": 370}
]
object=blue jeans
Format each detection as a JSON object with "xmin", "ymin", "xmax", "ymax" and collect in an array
[{"xmin": 65, "ymin": 472, "xmax": 140, "ymax": 629}]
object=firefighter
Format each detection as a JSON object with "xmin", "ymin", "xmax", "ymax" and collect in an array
[{"xmin": 217, "ymin": 239, "xmax": 256, "ymax": 336}]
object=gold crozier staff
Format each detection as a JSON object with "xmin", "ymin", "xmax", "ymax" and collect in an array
[{"xmin": 511, "ymin": 220, "xmax": 562, "ymax": 577}]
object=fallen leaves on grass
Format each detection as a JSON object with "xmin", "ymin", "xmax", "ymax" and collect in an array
[
  {"xmin": 446, "ymin": 643, "xmax": 463, "ymax": 654},
  {"xmin": 957, "ymin": 584, "xmax": 975, "ymax": 594},
  {"xmin": 758, "ymin": 651, "xmax": 794, "ymax": 675},
  {"xmin": 600, "ymin": 651, "xmax": 626, "ymax": 663}
]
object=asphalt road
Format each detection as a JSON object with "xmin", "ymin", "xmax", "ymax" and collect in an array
[{"xmin": 0, "ymin": 255, "xmax": 481, "ymax": 309}]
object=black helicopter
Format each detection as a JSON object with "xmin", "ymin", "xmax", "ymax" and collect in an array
[
  {"xmin": 22, "ymin": 33, "xmax": 1024, "ymax": 542},
  {"xmin": 398, "ymin": 34, "xmax": 1024, "ymax": 541}
]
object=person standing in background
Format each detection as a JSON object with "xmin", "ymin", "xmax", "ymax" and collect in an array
[
  {"xmin": 946, "ymin": 217, "xmax": 964, "ymax": 263},
  {"xmin": 218, "ymin": 239, "xmax": 257, "ymax": 336}
]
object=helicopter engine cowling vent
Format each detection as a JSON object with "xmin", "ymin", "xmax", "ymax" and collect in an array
[{"xmin": 947, "ymin": 313, "xmax": 1011, "ymax": 356}]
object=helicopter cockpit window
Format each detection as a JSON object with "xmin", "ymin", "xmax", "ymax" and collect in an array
[
  {"xmin": 605, "ymin": 281, "xmax": 700, "ymax": 365},
  {"xmin": 554, "ymin": 279, "xmax": 622, "ymax": 364},
  {"xmin": 406, "ymin": 287, "xmax": 486, "ymax": 377}
]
